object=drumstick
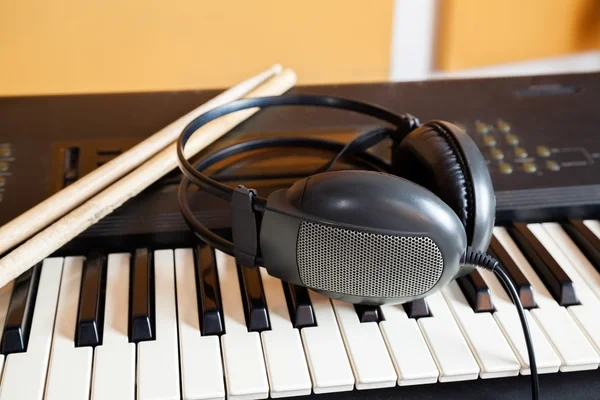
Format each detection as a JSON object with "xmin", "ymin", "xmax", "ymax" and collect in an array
[
  {"xmin": 0, "ymin": 68, "xmax": 297, "ymax": 288},
  {"xmin": 0, "ymin": 64, "xmax": 283, "ymax": 255}
]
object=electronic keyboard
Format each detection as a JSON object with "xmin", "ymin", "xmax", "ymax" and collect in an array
[{"xmin": 1, "ymin": 72, "xmax": 600, "ymax": 400}]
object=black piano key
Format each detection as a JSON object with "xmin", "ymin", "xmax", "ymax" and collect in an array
[
  {"xmin": 404, "ymin": 298, "xmax": 430, "ymax": 319},
  {"xmin": 282, "ymin": 282, "xmax": 316, "ymax": 328},
  {"xmin": 1, "ymin": 263, "xmax": 42, "ymax": 354},
  {"xmin": 563, "ymin": 219, "xmax": 600, "ymax": 274},
  {"xmin": 489, "ymin": 237, "xmax": 536, "ymax": 309},
  {"xmin": 129, "ymin": 248, "xmax": 155, "ymax": 343},
  {"xmin": 354, "ymin": 304, "xmax": 382, "ymax": 323},
  {"xmin": 456, "ymin": 270, "xmax": 495, "ymax": 313},
  {"xmin": 194, "ymin": 246, "xmax": 224, "ymax": 336},
  {"xmin": 76, "ymin": 253, "xmax": 107, "ymax": 347},
  {"xmin": 237, "ymin": 264, "xmax": 270, "ymax": 332},
  {"xmin": 509, "ymin": 223, "xmax": 579, "ymax": 306}
]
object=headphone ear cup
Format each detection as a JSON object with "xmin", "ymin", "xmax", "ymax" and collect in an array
[{"xmin": 391, "ymin": 121, "xmax": 495, "ymax": 252}]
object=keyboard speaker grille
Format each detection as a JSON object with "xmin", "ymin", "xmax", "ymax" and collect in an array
[{"xmin": 297, "ymin": 221, "xmax": 444, "ymax": 298}]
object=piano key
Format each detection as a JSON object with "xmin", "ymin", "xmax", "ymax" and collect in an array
[
  {"xmin": 0, "ymin": 281, "xmax": 14, "ymax": 380},
  {"xmin": 129, "ymin": 248, "xmax": 154, "ymax": 343},
  {"xmin": 489, "ymin": 236, "xmax": 536, "ymax": 309},
  {"xmin": 282, "ymin": 282, "xmax": 316, "ymax": 328},
  {"xmin": 441, "ymin": 281, "xmax": 521, "ymax": 378},
  {"xmin": 331, "ymin": 299, "xmax": 397, "ymax": 389},
  {"xmin": 404, "ymin": 299, "xmax": 430, "ymax": 319},
  {"xmin": 1, "ymin": 263, "xmax": 41, "ymax": 354},
  {"xmin": 76, "ymin": 253, "xmax": 106, "ymax": 347},
  {"xmin": 301, "ymin": 290, "xmax": 354, "ymax": 393},
  {"xmin": 493, "ymin": 227, "xmax": 600, "ymax": 371},
  {"xmin": 45, "ymin": 257, "xmax": 93, "ymax": 400},
  {"xmin": 477, "ymin": 265, "xmax": 561, "ymax": 374},
  {"xmin": 238, "ymin": 264, "xmax": 270, "ymax": 332},
  {"xmin": 195, "ymin": 245, "xmax": 224, "ymax": 336},
  {"xmin": 456, "ymin": 270, "xmax": 495, "ymax": 313},
  {"xmin": 175, "ymin": 249, "xmax": 224, "ymax": 400},
  {"xmin": 509, "ymin": 223, "xmax": 578, "ymax": 306},
  {"xmin": 91, "ymin": 254, "xmax": 135, "ymax": 400},
  {"xmin": 0, "ymin": 258, "xmax": 63, "ymax": 400},
  {"xmin": 538, "ymin": 223, "xmax": 600, "ymax": 354},
  {"xmin": 260, "ymin": 267, "xmax": 312, "ymax": 398},
  {"xmin": 562, "ymin": 219, "xmax": 600, "ymax": 273},
  {"xmin": 584, "ymin": 220, "xmax": 600, "ymax": 239},
  {"xmin": 417, "ymin": 292, "xmax": 480, "ymax": 382},
  {"xmin": 137, "ymin": 250, "xmax": 181, "ymax": 400},
  {"xmin": 216, "ymin": 250, "xmax": 269, "ymax": 400},
  {"xmin": 379, "ymin": 303, "xmax": 439, "ymax": 385},
  {"xmin": 354, "ymin": 304, "xmax": 382, "ymax": 323}
]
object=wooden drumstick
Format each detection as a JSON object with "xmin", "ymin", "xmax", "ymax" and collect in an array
[
  {"xmin": 0, "ymin": 64, "xmax": 283, "ymax": 255},
  {"xmin": 0, "ymin": 68, "xmax": 297, "ymax": 288}
]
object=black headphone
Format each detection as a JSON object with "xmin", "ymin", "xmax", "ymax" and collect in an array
[{"xmin": 176, "ymin": 94, "xmax": 495, "ymax": 305}]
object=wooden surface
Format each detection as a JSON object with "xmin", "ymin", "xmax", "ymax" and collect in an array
[
  {"xmin": 0, "ymin": 0, "xmax": 394, "ymax": 95},
  {"xmin": 438, "ymin": 0, "xmax": 600, "ymax": 71}
]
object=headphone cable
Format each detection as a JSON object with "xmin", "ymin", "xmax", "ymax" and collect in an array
[{"xmin": 462, "ymin": 247, "xmax": 539, "ymax": 400}]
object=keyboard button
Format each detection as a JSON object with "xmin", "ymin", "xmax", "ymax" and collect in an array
[
  {"xmin": 493, "ymin": 227, "xmax": 599, "ymax": 371},
  {"xmin": 238, "ymin": 264, "xmax": 270, "ymax": 332},
  {"xmin": 442, "ymin": 281, "xmax": 521, "ymax": 378},
  {"xmin": 379, "ymin": 304, "xmax": 438, "ymax": 385},
  {"xmin": 216, "ymin": 250, "xmax": 269, "ymax": 399},
  {"xmin": 354, "ymin": 304, "xmax": 382, "ymax": 323},
  {"xmin": 260, "ymin": 267, "xmax": 312, "ymax": 397},
  {"xmin": 456, "ymin": 270, "xmax": 494, "ymax": 312},
  {"xmin": 404, "ymin": 299, "xmax": 430, "ymax": 319},
  {"xmin": 195, "ymin": 245, "xmax": 224, "ymax": 336},
  {"xmin": 129, "ymin": 248, "xmax": 154, "ymax": 343},
  {"xmin": 137, "ymin": 250, "xmax": 181, "ymax": 400},
  {"xmin": 175, "ymin": 249, "xmax": 224, "ymax": 400},
  {"xmin": 301, "ymin": 290, "xmax": 354, "ymax": 393},
  {"xmin": 1, "ymin": 262, "xmax": 41, "ymax": 354},
  {"xmin": 489, "ymin": 236, "xmax": 536, "ymax": 309},
  {"xmin": 45, "ymin": 257, "xmax": 93, "ymax": 400},
  {"xmin": 0, "ymin": 258, "xmax": 63, "ymax": 400},
  {"xmin": 282, "ymin": 282, "xmax": 316, "ymax": 328},
  {"xmin": 331, "ymin": 299, "xmax": 397, "ymax": 389},
  {"xmin": 509, "ymin": 223, "xmax": 578, "ymax": 306},
  {"xmin": 91, "ymin": 254, "xmax": 135, "ymax": 400},
  {"xmin": 417, "ymin": 292, "xmax": 479, "ymax": 382},
  {"xmin": 76, "ymin": 253, "xmax": 106, "ymax": 347},
  {"xmin": 562, "ymin": 219, "xmax": 600, "ymax": 273}
]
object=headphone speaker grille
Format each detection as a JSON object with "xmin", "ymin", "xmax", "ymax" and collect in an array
[{"xmin": 297, "ymin": 221, "xmax": 444, "ymax": 299}]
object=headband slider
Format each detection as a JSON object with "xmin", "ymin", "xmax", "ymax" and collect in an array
[{"xmin": 232, "ymin": 185, "xmax": 260, "ymax": 267}]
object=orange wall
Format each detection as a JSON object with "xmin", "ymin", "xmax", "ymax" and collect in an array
[
  {"xmin": 0, "ymin": 0, "xmax": 395, "ymax": 95},
  {"xmin": 438, "ymin": 0, "xmax": 600, "ymax": 71}
]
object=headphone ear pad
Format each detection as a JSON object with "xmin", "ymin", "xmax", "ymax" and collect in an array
[{"xmin": 391, "ymin": 121, "xmax": 495, "ymax": 252}]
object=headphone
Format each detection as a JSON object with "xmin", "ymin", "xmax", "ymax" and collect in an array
[{"xmin": 175, "ymin": 94, "xmax": 495, "ymax": 306}]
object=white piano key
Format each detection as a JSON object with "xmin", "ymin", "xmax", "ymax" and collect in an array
[
  {"xmin": 137, "ymin": 250, "xmax": 181, "ymax": 400},
  {"xmin": 530, "ymin": 223, "xmax": 600, "ymax": 357},
  {"xmin": 379, "ymin": 304, "xmax": 439, "ymax": 386},
  {"xmin": 301, "ymin": 290, "xmax": 354, "ymax": 394},
  {"xmin": 494, "ymin": 227, "xmax": 600, "ymax": 371},
  {"xmin": 583, "ymin": 220, "xmax": 600, "ymax": 238},
  {"xmin": 91, "ymin": 253, "xmax": 135, "ymax": 400},
  {"xmin": 417, "ymin": 291, "xmax": 480, "ymax": 382},
  {"xmin": 442, "ymin": 281, "xmax": 521, "ymax": 378},
  {"xmin": 331, "ymin": 299, "xmax": 397, "ymax": 389},
  {"xmin": 0, "ymin": 280, "xmax": 14, "ymax": 380},
  {"xmin": 259, "ymin": 268, "xmax": 311, "ymax": 398},
  {"xmin": 174, "ymin": 249, "xmax": 224, "ymax": 400},
  {"xmin": 478, "ymin": 266, "xmax": 561, "ymax": 374},
  {"xmin": 45, "ymin": 257, "xmax": 93, "ymax": 400},
  {"xmin": 0, "ymin": 258, "xmax": 63, "ymax": 400},
  {"xmin": 215, "ymin": 251, "xmax": 268, "ymax": 400}
]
